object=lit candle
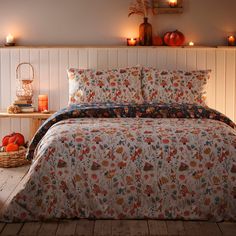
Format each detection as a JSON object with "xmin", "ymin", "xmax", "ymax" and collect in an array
[
  {"xmin": 6, "ymin": 34, "xmax": 14, "ymax": 44},
  {"xmin": 189, "ymin": 41, "xmax": 194, "ymax": 46},
  {"xmin": 127, "ymin": 38, "xmax": 137, "ymax": 46},
  {"xmin": 38, "ymin": 95, "xmax": 48, "ymax": 112},
  {"xmin": 169, "ymin": 0, "xmax": 178, "ymax": 8},
  {"xmin": 227, "ymin": 35, "xmax": 236, "ymax": 46}
]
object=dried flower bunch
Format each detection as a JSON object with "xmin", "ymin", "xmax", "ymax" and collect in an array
[{"xmin": 128, "ymin": 0, "xmax": 158, "ymax": 17}]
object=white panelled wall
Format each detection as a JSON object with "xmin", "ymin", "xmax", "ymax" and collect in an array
[{"xmin": 0, "ymin": 47, "xmax": 235, "ymax": 141}]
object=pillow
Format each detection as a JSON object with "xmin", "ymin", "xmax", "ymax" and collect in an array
[
  {"xmin": 68, "ymin": 67, "xmax": 143, "ymax": 105},
  {"xmin": 142, "ymin": 68, "xmax": 211, "ymax": 105}
]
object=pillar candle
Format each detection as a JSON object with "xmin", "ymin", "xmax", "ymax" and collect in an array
[
  {"xmin": 38, "ymin": 95, "xmax": 48, "ymax": 112},
  {"xmin": 169, "ymin": 0, "xmax": 178, "ymax": 7}
]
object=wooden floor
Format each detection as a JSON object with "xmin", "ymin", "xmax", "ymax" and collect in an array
[{"xmin": 0, "ymin": 166, "xmax": 236, "ymax": 236}]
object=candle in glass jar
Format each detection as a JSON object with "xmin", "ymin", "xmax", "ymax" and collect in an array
[
  {"xmin": 6, "ymin": 34, "xmax": 14, "ymax": 43},
  {"xmin": 189, "ymin": 41, "xmax": 194, "ymax": 46},
  {"xmin": 169, "ymin": 0, "xmax": 178, "ymax": 7},
  {"xmin": 127, "ymin": 38, "xmax": 137, "ymax": 46},
  {"xmin": 38, "ymin": 95, "xmax": 48, "ymax": 112},
  {"xmin": 228, "ymin": 35, "xmax": 236, "ymax": 46}
]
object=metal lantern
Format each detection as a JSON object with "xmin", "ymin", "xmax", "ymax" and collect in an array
[{"xmin": 16, "ymin": 62, "xmax": 34, "ymax": 101}]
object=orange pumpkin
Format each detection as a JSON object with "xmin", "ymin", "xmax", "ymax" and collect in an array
[
  {"xmin": 2, "ymin": 134, "xmax": 11, "ymax": 146},
  {"xmin": 8, "ymin": 133, "xmax": 25, "ymax": 146},
  {"xmin": 152, "ymin": 35, "xmax": 163, "ymax": 46},
  {"xmin": 2, "ymin": 132, "xmax": 25, "ymax": 146},
  {"xmin": 164, "ymin": 30, "xmax": 185, "ymax": 46},
  {"xmin": 6, "ymin": 143, "xmax": 19, "ymax": 152}
]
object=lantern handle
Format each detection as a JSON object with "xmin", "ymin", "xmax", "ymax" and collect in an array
[{"xmin": 16, "ymin": 62, "xmax": 34, "ymax": 80}]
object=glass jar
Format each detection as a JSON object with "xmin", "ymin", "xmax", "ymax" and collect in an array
[
  {"xmin": 16, "ymin": 62, "xmax": 34, "ymax": 101},
  {"xmin": 139, "ymin": 17, "xmax": 153, "ymax": 46},
  {"xmin": 16, "ymin": 79, "xmax": 33, "ymax": 101}
]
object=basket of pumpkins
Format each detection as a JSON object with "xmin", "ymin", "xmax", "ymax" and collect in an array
[{"xmin": 0, "ymin": 132, "xmax": 30, "ymax": 168}]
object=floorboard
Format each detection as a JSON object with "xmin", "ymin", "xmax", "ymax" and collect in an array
[
  {"xmin": 19, "ymin": 222, "xmax": 42, "ymax": 236},
  {"xmin": 148, "ymin": 220, "xmax": 168, "ymax": 236},
  {"xmin": 218, "ymin": 222, "xmax": 236, "ymax": 236},
  {"xmin": 0, "ymin": 166, "xmax": 29, "ymax": 209},
  {"xmin": 94, "ymin": 220, "xmax": 112, "ymax": 236},
  {"xmin": 37, "ymin": 221, "xmax": 59, "ymax": 236},
  {"xmin": 75, "ymin": 220, "xmax": 94, "ymax": 236},
  {"xmin": 0, "ymin": 167, "xmax": 236, "ymax": 236},
  {"xmin": 56, "ymin": 220, "xmax": 77, "ymax": 236},
  {"xmin": 0, "ymin": 223, "xmax": 23, "ymax": 236}
]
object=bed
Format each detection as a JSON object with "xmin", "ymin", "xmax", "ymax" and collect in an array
[{"xmin": 1, "ymin": 67, "xmax": 236, "ymax": 222}]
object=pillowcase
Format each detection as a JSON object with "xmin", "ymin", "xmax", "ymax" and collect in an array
[
  {"xmin": 142, "ymin": 68, "xmax": 211, "ymax": 106},
  {"xmin": 68, "ymin": 67, "xmax": 143, "ymax": 105}
]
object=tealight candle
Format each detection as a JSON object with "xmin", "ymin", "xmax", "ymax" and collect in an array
[
  {"xmin": 127, "ymin": 38, "xmax": 137, "ymax": 46},
  {"xmin": 169, "ymin": 0, "xmax": 178, "ymax": 8},
  {"xmin": 5, "ymin": 34, "xmax": 15, "ymax": 46},
  {"xmin": 38, "ymin": 95, "xmax": 48, "ymax": 112},
  {"xmin": 189, "ymin": 41, "xmax": 194, "ymax": 46},
  {"xmin": 227, "ymin": 35, "xmax": 236, "ymax": 46}
]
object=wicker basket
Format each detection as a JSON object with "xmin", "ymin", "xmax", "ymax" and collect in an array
[{"xmin": 0, "ymin": 148, "xmax": 31, "ymax": 168}]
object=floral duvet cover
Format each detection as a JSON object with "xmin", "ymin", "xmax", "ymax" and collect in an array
[{"xmin": 1, "ymin": 103, "xmax": 236, "ymax": 222}]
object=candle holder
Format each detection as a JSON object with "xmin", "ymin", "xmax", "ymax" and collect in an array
[
  {"xmin": 227, "ymin": 35, "xmax": 236, "ymax": 46},
  {"xmin": 5, "ymin": 34, "xmax": 15, "ymax": 47},
  {"xmin": 5, "ymin": 42, "xmax": 15, "ymax": 47},
  {"xmin": 127, "ymin": 38, "xmax": 137, "ymax": 46},
  {"xmin": 16, "ymin": 62, "xmax": 34, "ymax": 101},
  {"xmin": 169, "ymin": 0, "xmax": 178, "ymax": 8}
]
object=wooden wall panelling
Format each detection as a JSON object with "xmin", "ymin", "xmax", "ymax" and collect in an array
[
  {"xmin": 196, "ymin": 49, "xmax": 208, "ymax": 105},
  {"xmin": 49, "ymin": 49, "xmax": 60, "ymax": 111},
  {"xmin": 59, "ymin": 49, "xmax": 69, "ymax": 109},
  {"xmin": 10, "ymin": 49, "xmax": 21, "ymax": 135},
  {"xmin": 0, "ymin": 47, "xmax": 236, "ymax": 141},
  {"xmin": 186, "ymin": 49, "xmax": 197, "ymax": 70},
  {"xmin": 69, "ymin": 48, "xmax": 79, "ymax": 68},
  {"xmin": 157, "ymin": 48, "xmax": 167, "ymax": 69},
  {"xmin": 78, "ymin": 48, "xmax": 89, "ymax": 69},
  {"xmin": 97, "ymin": 49, "xmax": 108, "ymax": 70},
  {"xmin": 0, "ymin": 49, "xmax": 11, "ymax": 139},
  {"xmin": 89, "ymin": 48, "xmax": 98, "ymax": 70},
  {"xmin": 176, "ymin": 48, "xmax": 187, "ymax": 70},
  {"xmin": 225, "ymin": 50, "xmax": 235, "ymax": 121},
  {"xmin": 108, "ymin": 48, "xmax": 118, "ymax": 69},
  {"xmin": 118, "ymin": 48, "xmax": 128, "ymax": 68},
  {"xmin": 216, "ymin": 50, "xmax": 226, "ymax": 115},
  {"xmin": 19, "ymin": 49, "xmax": 30, "ymax": 141},
  {"xmin": 30, "ymin": 49, "xmax": 40, "ymax": 111},
  {"xmin": 166, "ymin": 48, "xmax": 177, "ymax": 70},
  {"xmin": 147, "ymin": 48, "xmax": 157, "ymax": 67},
  {"xmin": 206, "ymin": 49, "xmax": 216, "ymax": 109},
  {"xmin": 138, "ymin": 48, "xmax": 148, "ymax": 66},
  {"xmin": 128, "ymin": 48, "xmax": 138, "ymax": 67}
]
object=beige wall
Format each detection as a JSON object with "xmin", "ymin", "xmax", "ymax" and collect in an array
[{"xmin": 0, "ymin": 0, "xmax": 236, "ymax": 46}]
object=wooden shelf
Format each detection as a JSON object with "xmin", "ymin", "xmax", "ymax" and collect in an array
[
  {"xmin": 156, "ymin": 0, "xmax": 183, "ymax": 14},
  {"xmin": 0, "ymin": 111, "xmax": 55, "ymax": 139},
  {"xmin": 157, "ymin": 7, "xmax": 183, "ymax": 14}
]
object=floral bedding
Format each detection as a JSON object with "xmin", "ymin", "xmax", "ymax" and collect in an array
[
  {"xmin": 68, "ymin": 67, "xmax": 143, "ymax": 105},
  {"xmin": 1, "ymin": 103, "xmax": 236, "ymax": 222},
  {"xmin": 142, "ymin": 69, "xmax": 210, "ymax": 105}
]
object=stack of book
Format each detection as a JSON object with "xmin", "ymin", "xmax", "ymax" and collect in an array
[{"xmin": 14, "ymin": 100, "xmax": 35, "ymax": 113}]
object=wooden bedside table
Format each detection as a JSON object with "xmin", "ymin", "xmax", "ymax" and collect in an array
[{"xmin": 0, "ymin": 111, "xmax": 54, "ymax": 139}]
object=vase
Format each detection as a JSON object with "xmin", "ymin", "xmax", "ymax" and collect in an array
[{"xmin": 139, "ymin": 17, "xmax": 152, "ymax": 46}]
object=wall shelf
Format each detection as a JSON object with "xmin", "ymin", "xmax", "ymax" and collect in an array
[{"xmin": 156, "ymin": 0, "xmax": 183, "ymax": 14}]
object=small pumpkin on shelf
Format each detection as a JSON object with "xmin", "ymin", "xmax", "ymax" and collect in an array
[{"xmin": 164, "ymin": 30, "xmax": 185, "ymax": 46}]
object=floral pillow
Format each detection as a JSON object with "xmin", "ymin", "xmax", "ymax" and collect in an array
[
  {"xmin": 68, "ymin": 67, "xmax": 143, "ymax": 105},
  {"xmin": 142, "ymin": 68, "xmax": 211, "ymax": 106}
]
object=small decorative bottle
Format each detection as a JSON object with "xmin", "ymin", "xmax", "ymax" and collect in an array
[{"xmin": 139, "ymin": 17, "xmax": 153, "ymax": 46}]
